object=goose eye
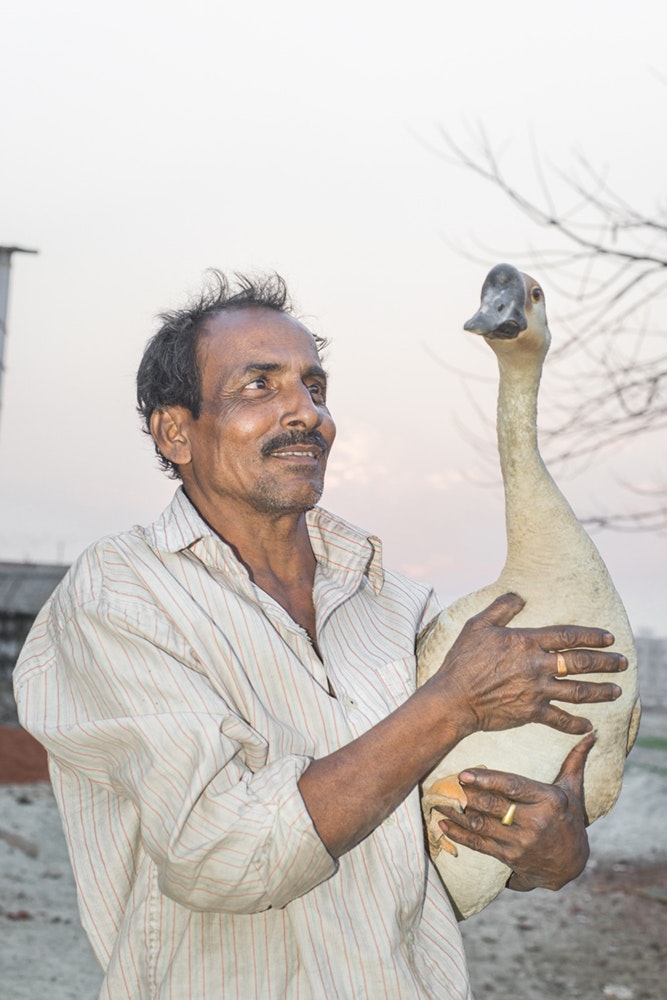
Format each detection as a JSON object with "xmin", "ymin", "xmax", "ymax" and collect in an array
[{"xmin": 531, "ymin": 287, "xmax": 542, "ymax": 302}]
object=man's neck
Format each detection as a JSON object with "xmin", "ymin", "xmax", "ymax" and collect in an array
[{"xmin": 183, "ymin": 488, "xmax": 320, "ymax": 640}]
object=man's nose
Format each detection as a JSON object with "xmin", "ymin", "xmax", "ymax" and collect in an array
[{"xmin": 280, "ymin": 381, "xmax": 321, "ymax": 428}]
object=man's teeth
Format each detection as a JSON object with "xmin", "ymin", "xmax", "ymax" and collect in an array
[{"xmin": 273, "ymin": 450, "xmax": 316, "ymax": 458}]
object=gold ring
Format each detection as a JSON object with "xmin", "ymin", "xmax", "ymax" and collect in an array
[
  {"xmin": 501, "ymin": 802, "xmax": 517, "ymax": 827},
  {"xmin": 555, "ymin": 652, "xmax": 568, "ymax": 677}
]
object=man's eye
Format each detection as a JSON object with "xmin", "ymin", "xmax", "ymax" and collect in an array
[
  {"xmin": 246, "ymin": 377, "xmax": 268, "ymax": 390},
  {"xmin": 308, "ymin": 382, "xmax": 326, "ymax": 400}
]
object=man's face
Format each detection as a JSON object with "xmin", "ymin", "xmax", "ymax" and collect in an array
[{"xmin": 176, "ymin": 307, "xmax": 336, "ymax": 521}]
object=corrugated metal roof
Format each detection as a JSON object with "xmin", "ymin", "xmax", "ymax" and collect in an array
[{"xmin": 0, "ymin": 561, "xmax": 69, "ymax": 615}]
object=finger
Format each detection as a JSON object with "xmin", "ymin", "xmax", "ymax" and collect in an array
[
  {"xmin": 469, "ymin": 593, "xmax": 526, "ymax": 628},
  {"xmin": 437, "ymin": 815, "xmax": 514, "ymax": 862},
  {"xmin": 448, "ymin": 785, "xmax": 516, "ymax": 821},
  {"xmin": 538, "ymin": 704, "xmax": 595, "ymax": 736},
  {"xmin": 438, "ymin": 805, "xmax": 509, "ymax": 840},
  {"xmin": 503, "ymin": 623, "xmax": 615, "ymax": 650},
  {"xmin": 458, "ymin": 767, "xmax": 549, "ymax": 805},
  {"xmin": 554, "ymin": 732, "xmax": 596, "ymax": 799},
  {"xmin": 527, "ymin": 625, "xmax": 616, "ymax": 651},
  {"xmin": 552, "ymin": 649, "xmax": 628, "ymax": 676},
  {"xmin": 548, "ymin": 678, "xmax": 623, "ymax": 705}
]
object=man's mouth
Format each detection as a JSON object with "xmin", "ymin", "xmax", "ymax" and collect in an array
[{"xmin": 261, "ymin": 431, "xmax": 329, "ymax": 462}]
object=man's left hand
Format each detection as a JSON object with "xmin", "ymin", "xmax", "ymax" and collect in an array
[{"xmin": 435, "ymin": 733, "xmax": 595, "ymax": 891}]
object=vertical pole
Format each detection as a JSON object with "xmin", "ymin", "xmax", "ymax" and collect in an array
[
  {"xmin": 0, "ymin": 246, "xmax": 38, "ymax": 431},
  {"xmin": 0, "ymin": 250, "xmax": 12, "ymax": 421}
]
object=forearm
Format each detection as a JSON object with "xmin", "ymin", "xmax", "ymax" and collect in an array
[{"xmin": 298, "ymin": 680, "xmax": 471, "ymax": 857}]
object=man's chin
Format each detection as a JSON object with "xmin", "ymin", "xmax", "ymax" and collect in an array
[{"xmin": 249, "ymin": 483, "xmax": 324, "ymax": 517}]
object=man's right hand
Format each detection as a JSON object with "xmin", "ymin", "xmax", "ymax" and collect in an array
[{"xmin": 425, "ymin": 592, "xmax": 627, "ymax": 739}]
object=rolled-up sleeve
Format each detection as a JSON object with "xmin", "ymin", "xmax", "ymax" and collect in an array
[{"xmin": 16, "ymin": 595, "xmax": 338, "ymax": 914}]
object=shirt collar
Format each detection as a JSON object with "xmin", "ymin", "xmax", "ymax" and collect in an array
[
  {"xmin": 141, "ymin": 487, "xmax": 211, "ymax": 552},
  {"xmin": 305, "ymin": 506, "xmax": 385, "ymax": 595},
  {"xmin": 140, "ymin": 487, "xmax": 385, "ymax": 594}
]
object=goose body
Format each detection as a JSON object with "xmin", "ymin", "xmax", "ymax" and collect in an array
[{"xmin": 417, "ymin": 264, "xmax": 641, "ymax": 919}]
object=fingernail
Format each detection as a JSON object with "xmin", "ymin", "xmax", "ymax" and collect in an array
[
  {"xmin": 439, "ymin": 820, "xmax": 449, "ymax": 834},
  {"xmin": 459, "ymin": 771, "xmax": 476, "ymax": 784},
  {"xmin": 618, "ymin": 657, "xmax": 628, "ymax": 671},
  {"xmin": 613, "ymin": 685, "xmax": 622, "ymax": 699},
  {"xmin": 603, "ymin": 632, "xmax": 615, "ymax": 645}
]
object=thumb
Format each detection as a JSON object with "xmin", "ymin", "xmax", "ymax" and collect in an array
[
  {"xmin": 471, "ymin": 592, "xmax": 526, "ymax": 629},
  {"xmin": 555, "ymin": 732, "xmax": 597, "ymax": 801}
]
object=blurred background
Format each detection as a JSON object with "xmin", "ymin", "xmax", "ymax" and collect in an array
[{"xmin": 1, "ymin": 0, "xmax": 665, "ymax": 628}]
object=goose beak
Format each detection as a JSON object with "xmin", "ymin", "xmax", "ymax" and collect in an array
[{"xmin": 464, "ymin": 263, "xmax": 528, "ymax": 340}]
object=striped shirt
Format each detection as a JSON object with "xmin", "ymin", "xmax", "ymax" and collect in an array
[{"xmin": 14, "ymin": 488, "xmax": 472, "ymax": 1000}]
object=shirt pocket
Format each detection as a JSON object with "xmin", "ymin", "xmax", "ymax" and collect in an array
[{"xmin": 373, "ymin": 654, "xmax": 417, "ymax": 712}]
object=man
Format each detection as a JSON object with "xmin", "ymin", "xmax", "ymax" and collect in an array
[{"xmin": 15, "ymin": 272, "xmax": 626, "ymax": 999}]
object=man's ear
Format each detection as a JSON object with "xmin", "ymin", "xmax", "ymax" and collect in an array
[{"xmin": 150, "ymin": 407, "xmax": 193, "ymax": 469}]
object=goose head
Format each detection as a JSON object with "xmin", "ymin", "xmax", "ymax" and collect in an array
[{"xmin": 464, "ymin": 263, "xmax": 551, "ymax": 360}]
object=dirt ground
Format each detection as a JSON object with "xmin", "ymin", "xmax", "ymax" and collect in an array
[
  {"xmin": 459, "ymin": 859, "xmax": 667, "ymax": 1000},
  {"xmin": 1, "ymin": 709, "xmax": 666, "ymax": 1000}
]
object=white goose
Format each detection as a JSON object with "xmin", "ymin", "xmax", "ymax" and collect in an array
[{"xmin": 417, "ymin": 263, "xmax": 641, "ymax": 919}]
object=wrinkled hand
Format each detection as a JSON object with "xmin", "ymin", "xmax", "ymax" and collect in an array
[
  {"xmin": 434, "ymin": 593, "xmax": 626, "ymax": 738},
  {"xmin": 435, "ymin": 734, "xmax": 596, "ymax": 891}
]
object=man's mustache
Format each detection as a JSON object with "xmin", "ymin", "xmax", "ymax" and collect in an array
[{"xmin": 261, "ymin": 430, "xmax": 330, "ymax": 459}]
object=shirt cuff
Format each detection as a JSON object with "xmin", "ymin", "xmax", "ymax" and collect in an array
[{"xmin": 248, "ymin": 754, "xmax": 339, "ymax": 909}]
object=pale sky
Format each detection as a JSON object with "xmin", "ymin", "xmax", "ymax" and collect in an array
[{"xmin": 1, "ymin": 0, "xmax": 665, "ymax": 631}]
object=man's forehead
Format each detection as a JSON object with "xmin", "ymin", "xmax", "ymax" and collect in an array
[
  {"xmin": 204, "ymin": 307, "xmax": 315, "ymax": 346},
  {"xmin": 198, "ymin": 307, "xmax": 322, "ymax": 377}
]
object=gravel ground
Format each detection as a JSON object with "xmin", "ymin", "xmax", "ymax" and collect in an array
[{"xmin": 1, "ymin": 708, "xmax": 665, "ymax": 1000}]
